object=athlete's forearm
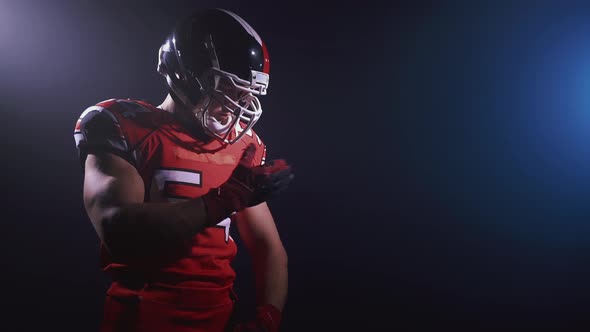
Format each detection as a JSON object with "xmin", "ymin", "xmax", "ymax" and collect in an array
[
  {"xmin": 102, "ymin": 198, "xmax": 210, "ymax": 263},
  {"xmin": 251, "ymin": 246, "xmax": 289, "ymax": 311}
]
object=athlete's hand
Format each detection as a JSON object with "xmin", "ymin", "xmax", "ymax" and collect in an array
[
  {"xmin": 202, "ymin": 144, "xmax": 294, "ymax": 224},
  {"xmin": 233, "ymin": 304, "xmax": 282, "ymax": 332}
]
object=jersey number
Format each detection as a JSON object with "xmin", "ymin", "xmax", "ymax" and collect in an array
[{"xmin": 152, "ymin": 169, "xmax": 231, "ymax": 242}]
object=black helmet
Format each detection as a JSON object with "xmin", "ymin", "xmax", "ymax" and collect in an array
[{"xmin": 157, "ymin": 8, "xmax": 270, "ymax": 143}]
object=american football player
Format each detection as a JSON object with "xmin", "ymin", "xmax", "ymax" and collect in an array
[{"xmin": 74, "ymin": 8, "xmax": 292, "ymax": 332}]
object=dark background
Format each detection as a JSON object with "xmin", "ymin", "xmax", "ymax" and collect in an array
[{"xmin": 2, "ymin": 0, "xmax": 590, "ymax": 331}]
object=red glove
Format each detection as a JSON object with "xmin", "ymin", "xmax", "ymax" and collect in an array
[
  {"xmin": 201, "ymin": 144, "xmax": 294, "ymax": 225},
  {"xmin": 233, "ymin": 304, "xmax": 283, "ymax": 332}
]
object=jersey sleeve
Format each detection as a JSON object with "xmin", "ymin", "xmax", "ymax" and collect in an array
[
  {"xmin": 73, "ymin": 105, "xmax": 136, "ymax": 167},
  {"xmin": 246, "ymin": 129, "xmax": 267, "ymax": 167},
  {"xmin": 256, "ymin": 142, "xmax": 267, "ymax": 166}
]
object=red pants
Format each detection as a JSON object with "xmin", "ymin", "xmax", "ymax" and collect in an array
[{"xmin": 101, "ymin": 282, "xmax": 236, "ymax": 332}]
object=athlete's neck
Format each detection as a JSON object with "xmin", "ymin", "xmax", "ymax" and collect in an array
[
  {"xmin": 159, "ymin": 94, "xmax": 214, "ymax": 143},
  {"xmin": 157, "ymin": 94, "xmax": 176, "ymax": 113}
]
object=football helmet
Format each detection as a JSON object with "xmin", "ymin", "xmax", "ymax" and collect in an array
[{"xmin": 157, "ymin": 8, "xmax": 270, "ymax": 144}]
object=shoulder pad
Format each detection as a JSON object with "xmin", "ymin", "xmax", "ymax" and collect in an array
[
  {"xmin": 73, "ymin": 103, "xmax": 136, "ymax": 166},
  {"xmin": 103, "ymin": 99, "xmax": 154, "ymax": 118},
  {"xmin": 239, "ymin": 128, "xmax": 266, "ymax": 166}
]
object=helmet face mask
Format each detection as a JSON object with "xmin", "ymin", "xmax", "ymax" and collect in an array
[
  {"xmin": 196, "ymin": 69, "xmax": 264, "ymax": 143},
  {"xmin": 157, "ymin": 8, "xmax": 270, "ymax": 144},
  {"xmin": 186, "ymin": 70, "xmax": 261, "ymax": 144}
]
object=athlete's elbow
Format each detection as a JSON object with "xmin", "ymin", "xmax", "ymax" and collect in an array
[{"xmin": 97, "ymin": 207, "xmax": 131, "ymax": 257}]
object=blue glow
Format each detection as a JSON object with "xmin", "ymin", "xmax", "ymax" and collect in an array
[{"xmin": 372, "ymin": 2, "xmax": 590, "ymax": 248}]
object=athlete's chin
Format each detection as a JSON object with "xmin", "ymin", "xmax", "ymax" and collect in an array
[{"xmin": 210, "ymin": 112, "xmax": 232, "ymax": 124}]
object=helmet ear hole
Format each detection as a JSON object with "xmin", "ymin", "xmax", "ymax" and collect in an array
[
  {"xmin": 157, "ymin": 51, "xmax": 167, "ymax": 74},
  {"xmin": 157, "ymin": 44, "xmax": 177, "ymax": 76}
]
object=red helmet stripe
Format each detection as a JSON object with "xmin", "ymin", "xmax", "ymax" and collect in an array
[{"xmin": 262, "ymin": 41, "xmax": 270, "ymax": 74}]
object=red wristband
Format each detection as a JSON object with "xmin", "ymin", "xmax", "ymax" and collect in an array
[{"xmin": 256, "ymin": 304, "xmax": 282, "ymax": 332}]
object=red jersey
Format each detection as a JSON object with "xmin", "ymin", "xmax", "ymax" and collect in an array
[{"xmin": 74, "ymin": 98, "xmax": 267, "ymax": 289}]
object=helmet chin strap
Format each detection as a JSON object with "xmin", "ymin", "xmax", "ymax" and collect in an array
[
  {"xmin": 166, "ymin": 74, "xmax": 199, "ymax": 113},
  {"xmin": 205, "ymin": 113, "xmax": 234, "ymax": 135}
]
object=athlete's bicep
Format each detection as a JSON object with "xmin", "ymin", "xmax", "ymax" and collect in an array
[
  {"xmin": 234, "ymin": 202, "xmax": 285, "ymax": 253},
  {"xmin": 83, "ymin": 152, "xmax": 145, "ymax": 241}
]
